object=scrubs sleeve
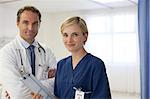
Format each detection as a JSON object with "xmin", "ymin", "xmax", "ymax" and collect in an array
[
  {"xmin": 91, "ymin": 60, "xmax": 111, "ymax": 99},
  {"xmin": 54, "ymin": 60, "xmax": 63, "ymax": 97},
  {"xmin": 54, "ymin": 62, "xmax": 59, "ymax": 97}
]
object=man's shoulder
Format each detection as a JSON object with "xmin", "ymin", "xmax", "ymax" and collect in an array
[
  {"xmin": 38, "ymin": 42, "xmax": 49, "ymax": 49},
  {"xmin": 38, "ymin": 42, "xmax": 54, "ymax": 53},
  {"xmin": 0, "ymin": 39, "xmax": 16, "ymax": 53},
  {"xmin": 0, "ymin": 41, "xmax": 12, "ymax": 50}
]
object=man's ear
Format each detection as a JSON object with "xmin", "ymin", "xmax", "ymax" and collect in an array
[{"xmin": 38, "ymin": 23, "xmax": 41, "ymax": 29}]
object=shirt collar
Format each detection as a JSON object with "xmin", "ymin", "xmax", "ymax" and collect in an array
[{"xmin": 17, "ymin": 35, "xmax": 39, "ymax": 49}]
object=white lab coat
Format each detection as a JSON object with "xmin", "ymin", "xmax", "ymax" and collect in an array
[{"xmin": 0, "ymin": 36, "xmax": 57, "ymax": 99}]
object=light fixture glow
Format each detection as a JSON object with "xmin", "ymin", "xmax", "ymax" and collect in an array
[{"xmin": 92, "ymin": 0, "xmax": 125, "ymax": 3}]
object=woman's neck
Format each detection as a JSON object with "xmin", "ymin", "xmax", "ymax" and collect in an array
[{"xmin": 72, "ymin": 48, "xmax": 87, "ymax": 69}]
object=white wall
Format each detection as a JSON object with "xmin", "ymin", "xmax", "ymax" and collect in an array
[
  {"xmin": 0, "ymin": 7, "xmax": 2, "ymax": 36},
  {"xmin": 108, "ymin": 64, "xmax": 140, "ymax": 93},
  {"xmin": 37, "ymin": 12, "xmax": 69, "ymax": 60},
  {"xmin": 0, "ymin": 7, "xmax": 17, "ymax": 48},
  {"xmin": 0, "ymin": 7, "xmax": 17, "ymax": 37}
]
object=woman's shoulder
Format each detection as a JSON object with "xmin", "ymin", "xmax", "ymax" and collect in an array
[
  {"xmin": 87, "ymin": 53, "xmax": 107, "ymax": 73},
  {"xmin": 58, "ymin": 56, "xmax": 71, "ymax": 64},
  {"xmin": 56, "ymin": 56, "xmax": 71, "ymax": 70},
  {"xmin": 87, "ymin": 53, "xmax": 104, "ymax": 64}
]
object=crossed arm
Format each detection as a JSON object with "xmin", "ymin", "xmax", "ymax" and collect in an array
[{"xmin": 31, "ymin": 68, "xmax": 56, "ymax": 99}]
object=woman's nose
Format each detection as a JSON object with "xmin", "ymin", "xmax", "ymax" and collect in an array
[{"xmin": 67, "ymin": 36, "xmax": 73, "ymax": 42}]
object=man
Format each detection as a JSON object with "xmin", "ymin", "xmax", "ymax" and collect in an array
[{"xmin": 0, "ymin": 6, "xmax": 56, "ymax": 99}]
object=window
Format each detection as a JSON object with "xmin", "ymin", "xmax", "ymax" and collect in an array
[{"xmin": 85, "ymin": 11, "xmax": 138, "ymax": 65}]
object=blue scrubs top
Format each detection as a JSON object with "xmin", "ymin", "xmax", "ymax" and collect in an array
[{"xmin": 54, "ymin": 53, "xmax": 111, "ymax": 99}]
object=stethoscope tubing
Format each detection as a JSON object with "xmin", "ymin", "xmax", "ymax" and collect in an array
[{"xmin": 18, "ymin": 42, "xmax": 46, "ymax": 74}]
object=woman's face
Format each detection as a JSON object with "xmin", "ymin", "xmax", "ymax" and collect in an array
[{"xmin": 62, "ymin": 24, "xmax": 87, "ymax": 53}]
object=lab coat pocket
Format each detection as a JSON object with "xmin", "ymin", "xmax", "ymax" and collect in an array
[{"xmin": 36, "ymin": 65, "xmax": 48, "ymax": 80}]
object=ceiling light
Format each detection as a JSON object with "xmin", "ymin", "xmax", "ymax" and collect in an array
[{"xmin": 91, "ymin": 0, "xmax": 125, "ymax": 3}]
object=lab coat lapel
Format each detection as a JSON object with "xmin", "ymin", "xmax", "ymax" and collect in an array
[{"xmin": 15, "ymin": 38, "xmax": 32, "ymax": 74}]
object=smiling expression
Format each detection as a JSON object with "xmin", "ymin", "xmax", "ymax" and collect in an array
[{"xmin": 62, "ymin": 24, "xmax": 87, "ymax": 53}]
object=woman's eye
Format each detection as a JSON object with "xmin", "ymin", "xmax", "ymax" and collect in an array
[
  {"xmin": 62, "ymin": 33, "xmax": 68, "ymax": 37},
  {"xmin": 72, "ymin": 33, "xmax": 78, "ymax": 36}
]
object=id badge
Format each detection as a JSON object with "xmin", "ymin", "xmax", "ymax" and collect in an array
[{"xmin": 75, "ymin": 90, "xmax": 85, "ymax": 99}]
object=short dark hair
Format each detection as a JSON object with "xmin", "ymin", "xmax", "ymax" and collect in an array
[{"xmin": 17, "ymin": 6, "xmax": 41, "ymax": 22}]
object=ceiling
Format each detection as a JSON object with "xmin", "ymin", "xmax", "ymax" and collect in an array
[{"xmin": 0, "ymin": 0, "xmax": 138, "ymax": 13}]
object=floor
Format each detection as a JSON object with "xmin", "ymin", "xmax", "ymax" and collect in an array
[
  {"xmin": 112, "ymin": 91, "xmax": 140, "ymax": 99},
  {"xmin": 0, "ymin": 86, "xmax": 140, "ymax": 99}
]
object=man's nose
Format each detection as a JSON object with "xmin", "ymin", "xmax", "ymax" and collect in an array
[{"xmin": 28, "ymin": 24, "xmax": 33, "ymax": 30}]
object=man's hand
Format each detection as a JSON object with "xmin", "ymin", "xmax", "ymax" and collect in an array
[
  {"xmin": 31, "ymin": 92, "xmax": 43, "ymax": 99},
  {"xmin": 48, "ymin": 68, "xmax": 56, "ymax": 78}
]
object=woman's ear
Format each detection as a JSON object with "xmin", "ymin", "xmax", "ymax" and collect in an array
[
  {"xmin": 83, "ymin": 32, "xmax": 88, "ymax": 44},
  {"xmin": 16, "ymin": 21, "xmax": 19, "ymax": 27}
]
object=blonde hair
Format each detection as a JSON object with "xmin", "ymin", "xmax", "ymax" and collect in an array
[{"xmin": 60, "ymin": 16, "xmax": 88, "ymax": 35}]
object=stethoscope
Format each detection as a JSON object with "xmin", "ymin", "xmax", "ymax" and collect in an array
[{"xmin": 18, "ymin": 42, "xmax": 49, "ymax": 76}]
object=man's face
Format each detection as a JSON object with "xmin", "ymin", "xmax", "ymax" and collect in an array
[{"xmin": 17, "ymin": 10, "xmax": 40, "ymax": 44}]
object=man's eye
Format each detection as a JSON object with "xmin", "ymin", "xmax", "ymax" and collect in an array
[
  {"xmin": 33, "ymin": 23, "xmax": 39, "ymax": 27},
  {"xmin": 22, "ymin": 21, "xmax": 28, "ymax": 25}
]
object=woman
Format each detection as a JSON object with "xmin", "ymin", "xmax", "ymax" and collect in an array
[{"xmin": 54, "ymin": 16, "xmax": 111, "ymax": 99}]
